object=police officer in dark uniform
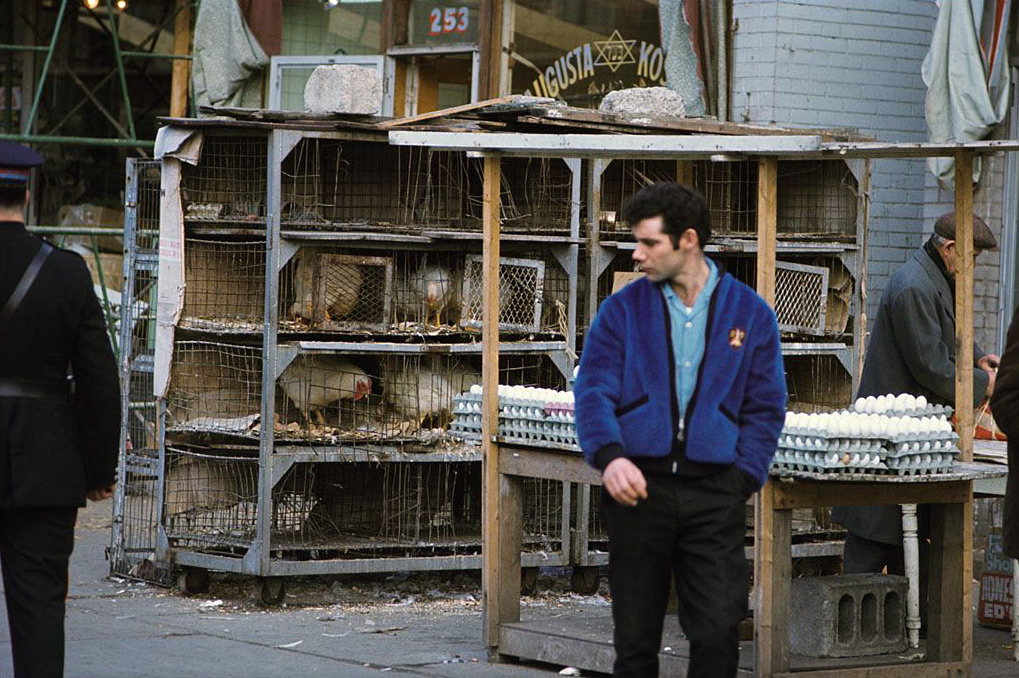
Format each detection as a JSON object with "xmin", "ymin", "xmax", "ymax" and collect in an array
[{"xmin": 0, "ymin": 140, "xmax": 120, "ymax": 677}]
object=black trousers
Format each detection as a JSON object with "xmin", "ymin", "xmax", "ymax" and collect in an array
[
  {"xmin": 0, "ymin": 507, "xmax": 77, "ymax": 678},
  {"xmin": 602, "ymin": 468, "xmax": 748, "ymax": 678}
]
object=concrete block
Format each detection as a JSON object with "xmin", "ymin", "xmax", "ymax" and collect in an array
[
  {"xmin": 304, "ymin": 65, "xmax": 382, "ymax": 115},
  {"xmin": 791, "ymin": 574, "xmax": 908, "ymax": 658},
  {"xmin": 599, "ymin": 87, "xmax": 687, "ymax": 118}
]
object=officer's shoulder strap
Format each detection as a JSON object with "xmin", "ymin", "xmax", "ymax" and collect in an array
[{"xmin": 0, "ymin": 241, "xmax": 54, "ymax": 332}]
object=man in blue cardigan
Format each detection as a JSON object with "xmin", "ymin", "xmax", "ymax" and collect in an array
[{"xmin": 574, "ymin": 182, "xmax": 786, "ymax": 678}]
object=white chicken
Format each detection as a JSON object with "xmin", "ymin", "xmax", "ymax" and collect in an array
[
  {"xmin": 395, "ymin": 262, "xmax": 459, "ymax": 327},
  {"xmin": 278, "ymin": 355, "xmax": 372, "ymax": 426},
  {"xmin": 381, "ymin": 357, "xmax": 480, "ymax": 430},
  {"xmin": 289, "ymin": 251, "xmax": 363, "ymax": 323}
]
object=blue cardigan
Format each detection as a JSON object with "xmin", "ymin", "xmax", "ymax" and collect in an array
[{"xmin": 575, "ymin": 271, "xmax": 786, "ymax": 488}]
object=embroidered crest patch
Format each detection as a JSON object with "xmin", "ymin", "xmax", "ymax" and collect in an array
[{"xmin": 728, "ymin": 328, "xmax": 746, "ymax": 349}]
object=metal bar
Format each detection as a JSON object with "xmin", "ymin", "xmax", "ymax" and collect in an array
[
  {"xmin": 48, "ymin": 69, "xmax": 118, "ymax": 136},
  {"xmin": 24, "ymin": 0, "xmax": 70, "ymax": 133},
  {"xmin": 0, "ymin": 133, "xmax": 153, "ymax": 148},
  {"xmin": 89, "ymin": 233, "xmax": 120, "ymax": 358},
  {"xmin": 66, "ymin": 66, "xmax": 134, "ymax": 142},
  {"xmin": 104, "ymin": 0, "xmax": 136, "ymax": 140},
  {"xmin": 121, "ymin": 51, "xmax": 191, "ymax": 60},
  {"xmin": 28, "ymin": 226, "xmax": 123, "ymax": 235},
  {"xmin": 0, "ymin": 44, "xmax": 50, "ymax": 52}
]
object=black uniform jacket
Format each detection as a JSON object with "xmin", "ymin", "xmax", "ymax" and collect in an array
[
  {"xmin": 990, "ymin": 307, "xmax": 1019, "ymax": 558},
  {"xmin": 832, "ymin": 247, "xmax": 987, "ymax": 544},
  {"xmin": 0, "ymin": 221, "xmax": 120, "ymax": 507}
]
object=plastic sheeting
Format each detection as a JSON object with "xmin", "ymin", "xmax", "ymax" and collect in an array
[{"xmin": 923, "ymin": 0, "xmax": 1012, "ymax": 189}]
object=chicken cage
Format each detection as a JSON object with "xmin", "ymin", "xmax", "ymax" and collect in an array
[
  {"xmin": 180, "ymin": 238, "xmax": 267, "ymax": 332},
  {"xmin": 180, "ymin": 135, "xmax": 267, "ymax": 224},
  {"xmin": 589, "ymin": 250, "xmax": 856, "ymax": 339},
  {"xmin": 166, "ymin": 342, "xmax": 567, "ymax": 446},
  {"xmin": 162, "ymin": 448, "xmax": 566, "ymax": 563},
  {"xmin": 279, "ymin": 249, "xmax": 394, "ymax": 332},
  {"xmin": 597, "ymin": 157, "xmax": 858, "ymax": 240},
  {"xmin": 278, "ymin": 137, "xmax": 576, "ymax": 234}
]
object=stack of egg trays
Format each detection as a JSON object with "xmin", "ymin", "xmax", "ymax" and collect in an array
[
  {"xmin": 450, "ymin": 393, "xmax": 483, "ymax": 441},
  {"xmin": 772, "ymin": 435, "xmax": 888, "ymax": 475},
  {"xmin": 498, "ymin": 392, "xmax": 578, "ymax": 446},
  {"xmin": 449, "ymin": 392, "xmax": 579, "ymax": 446},
  {"xmin": 775, "ymin": 423, "xmax": 959, "ymax": 477},
  {"xmin": 878, "ymin": 427, "xmax": 959, "ymax": 476},
  {"xmin": 896, "ymin": 403, "xmax": 954, "ymax": 418}
]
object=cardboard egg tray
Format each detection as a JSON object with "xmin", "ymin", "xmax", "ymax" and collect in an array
[{"xmin": 772, "ymin": 447, "xmax": 957, "ymax": 476}]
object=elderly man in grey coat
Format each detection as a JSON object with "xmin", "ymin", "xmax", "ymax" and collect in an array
[{"xmin": 832, "ymin": 211, "xmax": 998, "ymax": 623}]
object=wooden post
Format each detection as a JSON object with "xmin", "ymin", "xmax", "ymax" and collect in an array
[
  {"xmin": 477, "ymin": 0, "xmax": 504, "ymax": 99},
  {"xmin": 169, "ymin": 0, "xmax": 191, "ymax": 119},
  {"xmin": 756, "ymin": 157, "xmax": 778, "ymax": 305},
  {"xmin": 676, "ymin": 160, "xmax": 694, "ymax": 186},
  {"xmin": 754, "ymin": 155, "xmax": 782, "ymax": 675},
  {"xmin": 954, "ymin": 152, "xmax": 975, "ymax": 460},
  {"xmin": 482, "ymin": 155, "xmax": 512, "ymax": 651}
]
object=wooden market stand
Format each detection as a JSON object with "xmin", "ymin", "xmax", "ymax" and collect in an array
[{"xmin": 387, "ymin": 128, "xmax": 1019, "ymax": 676}]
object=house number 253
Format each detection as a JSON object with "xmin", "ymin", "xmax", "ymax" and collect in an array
[{"xmin": 429, "ymin": 7, "xmax": 469, "ymax": 35}]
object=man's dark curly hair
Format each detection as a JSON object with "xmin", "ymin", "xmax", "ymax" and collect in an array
[{"xmin": 621, "ymin": 181, "xmax": 710, "ymax": 249}]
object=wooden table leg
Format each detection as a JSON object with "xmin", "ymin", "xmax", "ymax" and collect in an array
[
  {"xmin": 484, "ymin": 471, "xmax": 522, "ymax": 660},
  {"xmin": 927, "ymin": 497, "xmax": 971, "ymax": 664},
  {"xmin": 755, "ymin": 482, "xmax": 792, "ymax": 676}
]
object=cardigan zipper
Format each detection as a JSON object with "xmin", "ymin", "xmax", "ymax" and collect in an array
[{"xmin": 679, "ymin": 276, "xmax": 722, "ymax": 461}]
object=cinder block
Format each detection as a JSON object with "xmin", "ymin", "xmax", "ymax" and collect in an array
[{"xmin": 791, "ymin": 574, "xmax": 908, "ymax": 658}]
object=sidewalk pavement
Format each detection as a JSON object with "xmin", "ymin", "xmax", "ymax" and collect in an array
[{"xmin": 0, "ymin": 502, "xmax": 1016, "ymax": 677}]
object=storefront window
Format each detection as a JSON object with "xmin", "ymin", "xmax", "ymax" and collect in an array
[
  {"xmin": 282, "ymin": 0, "xmax": 383, "ymax": 56},
  {"xmin": 510, "ymin": 0, "xmax": 663, "ymax": 108}
]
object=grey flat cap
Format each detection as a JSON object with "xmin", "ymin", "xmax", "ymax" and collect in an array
[{"xmin": 933, "ymin": 211, "xmax": 998, "ymax": 251}]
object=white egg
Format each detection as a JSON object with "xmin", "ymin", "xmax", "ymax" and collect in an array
[
  {"xmin": 875, "ymin": 395, "xmax": 888, "ymax": 413},
  {"xmin": 864, "ymin": 395, "xmax": 877, "ymax": 412},
  {"xmin": 916, "ymin": 395, "xmax": 928, "ymax": 410},
  {"xmin": 854, "ymin": 397, "xmax": 866, "ymax": 413},
  {"xmin": 849, "ymin": 420, "xmax": 861, "ymax": 437}
]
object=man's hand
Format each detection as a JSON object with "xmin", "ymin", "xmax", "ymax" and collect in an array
[
  {"xmin": 986, "ymin": 369, "xmax": 997, "ymax": 398},
  {"xmin": 86, "ymin": 484, "xmax": 115, "ymax": 502},
  {"xmin": 602, "ymin": 458, "xmax": 648, "ymax": 507},
  {"xmin": 978, "ymin": 354, "xmax": 1001, "ymax": 373}
]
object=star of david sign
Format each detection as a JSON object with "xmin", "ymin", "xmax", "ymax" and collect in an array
[{"xmin": 593, "ymin": 30, "xmax": 637, "ymax": 73}]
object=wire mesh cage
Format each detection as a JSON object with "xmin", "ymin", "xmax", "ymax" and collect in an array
[
  {"xmin": 111, "ymin": 158, "xmax": 165, "ymax": 582},
  {"xmin": 166, "ymin": 341, "xmax": 263, "ymax": 438},
  {"xmin": 279, "ymin": 139, "xmax": 574, "ymax": 233},
  {"xmin": 181, "ymin": 239, "xmax": 266, "ymax": 332},
  {"xmin": 777, "ymin": 160, "xmax": 858, "ymax": 239},
  {"xmin": 181, "ymin": 135, "xmax": 267, "ymax": 223},
  {"xmin": 599, "ymin": 158, "xmax": 758, "ymax": 239},
  {"xmin": 460, "ymin": 255, "xmax": 545, "ymax": 332},
  {"xmin": 275, "ymin": 353, "xmax": 481, "ymax": 443},
  {"xmin": 785, "ymin": 354, "xmax": 853, "ymax": 412},
  {"xmin": 775, "ymin": 261, "xmax": 829, "ymax": 336},
  {"xmin": 390, "ymin": 251, "xmax": 464, "ymax": 329},
  {"xmin": 280, "ymin": 249, "xmax": 393, "ymax": 332},
  {"xmin": 163, "ymin": 448, "xmax": 259, "ymax": 554},
  {"xmin": 274, "ymin": 351, "xmax": 565, "ymax": 444}
]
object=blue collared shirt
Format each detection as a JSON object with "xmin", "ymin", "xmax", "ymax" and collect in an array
[{"xmin": 661, "ymin": 258, "xmax": 718, "ymax": 427}]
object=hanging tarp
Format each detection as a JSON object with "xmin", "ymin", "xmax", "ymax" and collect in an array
[
  {"xmin": 923, "ymin": 0, "xmax": 1011, "ymax": 189},
  {"xmin": 191, "ymin": 0, "xmax": 268, "ymax": 112}
]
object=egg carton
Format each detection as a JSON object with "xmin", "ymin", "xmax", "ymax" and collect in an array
[
  {"xmin": 500, "ymin": 407, "xmax": 551, "ymax": 421},
  {"xmin": 882, "ymin": 440, "xmax": 960, "ymax": 458},
  {"xmin": 879, "ymin": 430, "xmax": 958, "ymax": 445},
  {"xmin": 882, "ymin": 452, "xmax": 956, "ymax": 476},
  {"xmin": 899, "ymin": 404, "xmax": 953, "ymax": 418},
  {"xmin": 779, "ymin": 435, "xmax": 884, "ymax": 453},
  {"xmin": 775, "ymin": 448, "xmax": 890, "ymax": 473}
]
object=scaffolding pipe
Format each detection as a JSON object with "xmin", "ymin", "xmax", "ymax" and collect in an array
[
  {"xmin": 24, "ymin": 0, "xmax": 70, "ymax": 134},
  {"xmin": 0, "ymin": 45, "xmax": 50, "ymax": 52},
  {"xmin": 105, "ymin": 0, "xmax": 137, "ymax": 141},
  {"xmin": 122, "ymin": 51, "xmax": 191, "ymax": 60},
  {"xmin": 0, "ymin": 133, "xmax": 153, "ymax": 148},
  {"xmin": 28, "ymin": 227, "xmax": 124, "ymax": 236}
]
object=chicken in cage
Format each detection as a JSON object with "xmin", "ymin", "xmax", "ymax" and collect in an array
[
  {"xmin": 380, "ymin": 355, "xmax": 481, "ymax": 434},
  {"xmin": 277, "ymin": 355, "xmax": 373, "ymax": 435},
  {"xmin": 166, "ymin": 341, "xmax": 262, "ymax": 436},
  {"xmin": 281, "ymin": 250, "xmax": 392, "ymax": 331},
  {"xmin": 392, "ymin": 259, "xmax": 462, "ymax": 328},
  {"xmin": 162, "ymin": 451, "xmax": 258, "ymax": 541}
]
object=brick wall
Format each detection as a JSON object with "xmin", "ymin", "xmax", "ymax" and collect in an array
[{"xmin": 731, "ymin": 0, "xmax": 937, "ymax": 325}]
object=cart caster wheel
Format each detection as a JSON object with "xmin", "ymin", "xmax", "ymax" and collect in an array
[
  {"xmin": 257, "ymin": 577, "xmax": 286, "ymax": 606},
  {"xmin": 520, "ymin": 567, "xmax": 539, "ymax": 596},
  {"xmin": 570, "ymin": 566, "xmax": 600, "ymax": 595},
  {"xmin": 177, "ymin": 567, "xmax": 210, "ymax": 595}
]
